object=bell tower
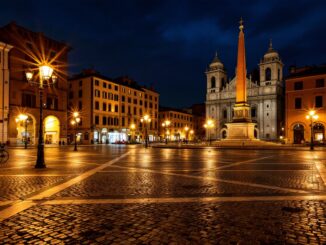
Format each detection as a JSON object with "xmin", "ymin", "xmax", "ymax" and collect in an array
[
  {"xmin": 259, "ymin": 40, "xmax": 283, "ymax": 86},
  {"xmin": 205, "ymin": 52, "xmax": 227, "ymax": 94}
]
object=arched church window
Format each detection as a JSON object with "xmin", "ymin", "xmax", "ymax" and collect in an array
[
  {"xmin": 211, "ymin": 77, "xmax": 216, "ymax": 88},
  {"xmin": 265, "ymin": 68, "xmax": 271, "ymax": 81}
]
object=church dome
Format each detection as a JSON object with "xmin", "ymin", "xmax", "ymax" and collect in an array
[
  {"xmin": 263, "ymin": 40, "xmax": 279, "ymax": 59},
  {"xmin": 209, "ymin": 52, "xmax": 224, "ymax": 68}
]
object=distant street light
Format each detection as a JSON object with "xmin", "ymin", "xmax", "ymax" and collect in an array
[
  {"xmin": 204, "ymin": 119, "xmax": 214, "ymax": 145},
  {"xmin": 306, "ymin": 110, "xmax": 319, "ymax": 150},
  {"xmin": 71, "ymin": 111, "xmax": 81, "ymax": 151},
  {"xmin": 25, "ymin": 64, "xmax": 57, "ymax": 168},
  {"xmin": 130, "ymin": 123, "xmax": 136, "ymax": 143},
  {"xmin": 161, "ymin": 120, "xmax": 171, "ymax": 144},
  {"xmin": 16, "ymin": 114, "xmax": 29, "ymax": 149},
  {"xmin": 141, "ymin": 114, "xmax": 151, "ymax": 148},
  {"xmin": 184, "ymin": 126, "xmax": 189, "ymax": 143}
]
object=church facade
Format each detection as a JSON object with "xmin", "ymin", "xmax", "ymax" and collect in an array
[{"xmin": 205, "ymin": 42, "xmax": 284, "ymax": 140}]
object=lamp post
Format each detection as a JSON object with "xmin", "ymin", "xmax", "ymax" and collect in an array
[
  {"xmin": 306, "ymin": 110, "xmax": 319, "ymax": 151},
  {"xmin": 161, "ymin": 120, "xmax": 171, "ymax": 144},
  {"xmin": 16, "ymin": 114, "xmax": 28, "ymax": 149},
  {"xmin": 190, "ymin": 129, "xmax": 194, "ymax": 142},
  {"xmin": 130, "ymin": 123, "xmax": 136, "ymax": 143},
  {"xmin": 204, "ymin": 119, "xmax": 214, "ymax": 146},
  {"xmin": 25, "ymin": 65, "xmax": 57, "ymax": 168},
  {"xmin": 184, "ymin": 126, "xmax": 189, "ymax": 143},
  {"xmin": 141, "ymin": 114, "xmax": 151, "ymax": 148},
  {"xmin": 71, "ymin": 111, "xmax": 81, "ymax": 151}
]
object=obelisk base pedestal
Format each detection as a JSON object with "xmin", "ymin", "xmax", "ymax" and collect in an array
[{"xmin": 225, "ymin": 122, "xmax": 256, "ymax": 140}]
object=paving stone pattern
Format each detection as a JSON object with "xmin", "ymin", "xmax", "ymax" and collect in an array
[{"xmin": 1, "ymin": 201, "xmax": 326, "ymax": 244}]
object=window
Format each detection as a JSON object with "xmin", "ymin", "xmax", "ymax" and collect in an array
[
  {"xmin": 122, "ymin": 117, "xmax": 125, "ymax": 127},
  {"xmin": 277, "ymin": 69, "xmax": 280, "ymax": 81},
  {"xmin": 95, "ymin": 101, "xmax": 100, "ymax": 110},
  {"xmin": 114, "ymin": 95, "xmax": 119, "ymax": 101},
  {"xmin": 102, "ymin": 117, "xmax": 107, "ymax": 125},
  {"xmin": 79, "ymin": 80, "xmax": 82, "ymax": 86},
  {"xmin": 295, "ymin": 98, "xmax": 302, "ymax": 109},
  {"xmin": 103, "ymin": 82, "xmax": 107, "ymax": 88},
  {"xmin": 95, "ymin": 80, "xmax": 99, "ymax": 86},
  {"xmin": 22, "ymin": 93, "xmax": 36, "ymax": 108},
  {"xmin": 211, "ymin": 77, "xmax": 216, "ymax": 88},
  {"xmin": 133, "ymin": 99, "xmax": 137, "ymax": 104},
  {"xmin": 115, "ymin": 105, "xmax": 118, "ymax": 112},
  {"xmin": 294, "ymin": 81, "xmax": 303, "ymax": 90},
  {"xmin": 134, "ymin": 107, "xmax": 137, "ymax": 115},
  {"xmin": 122, "ymin": 96, "xmax": 125, "ymax": 102},
  {"xmin": 95, "ymin": 90, "xmax": 100, "ymax": 97},
  {"xmin": 46, "ymin": 97, "xmax": 58, "ymax": 110},
  {"xmin": 128, "ymin": 97, "xmax": 131, "ymax": 103},
  {"xmin": 69, "ymin": 91, "xmax": 74, "ymax": 99},
  {"xmin": 139, "ymin": 100, "xmax": 143, "ymax": 106},
  {"xmin": 103, "ymin": 103, "xmax": 107, "ymax": 111},
  {"xmin": 251, "ymin": 107, "xmax": 256, "ymax": 117},
  {"xmin": 114, "ymin": 85, "xmax": 118, "ymax": 91},
  {"xmin": 78, "ymin": 90, "xmax": 82, "ymax": 98},
  {"xmin": 316, "ymin": 79, "xmax": 325, "ymax": 88},
  {"xmin": 95, "ymin": 116, "xmax": 99, "ymax": 125},
  {"xmin": 265, "ymin": 68, "xmax": 271, "ymax": 81},
  {"xmin": 315, "ymin": 96, "xmax": 323, "ymax": 108},
  {"xmin": 78, "ymin": 101, "xmax": 82, "ymax": 110},
  {"xmin": 122, "ymin": 105, "xmax": 125, "ymax": 113}
]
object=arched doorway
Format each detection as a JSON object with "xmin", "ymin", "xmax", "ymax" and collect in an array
[
  {"xmin": 44, "ymin": 116, "xmax": 60, "ymax": 144},
  {"xmin": 313, "ymin": 123, "xmax": 325, "ymax": 143},
  {"xmin": 15, "ymin": 114, "xmax": 36, "ymax": 145},
  {"xmin": 293, "ymin": 124, "xmax": 304, "ymax": 144},
  {"xmin": 221, "ymin": 130, "xmax": 227, "ymax": 139}
]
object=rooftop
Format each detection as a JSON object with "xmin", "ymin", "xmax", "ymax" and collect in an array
[{"xmin": 287, "ymin": 65, "xmax": 326, "ymax": 79}]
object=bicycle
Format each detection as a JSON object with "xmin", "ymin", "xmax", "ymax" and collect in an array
[{"xmin": 0, "ymin": 144, "xmax": 9, "ymax": 164}]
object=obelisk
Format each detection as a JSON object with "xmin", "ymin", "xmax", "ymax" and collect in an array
[{"xmin": 225, "ymin": 18, "xmax": 256, "ymax": 140}]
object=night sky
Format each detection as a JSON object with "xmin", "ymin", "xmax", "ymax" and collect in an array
[{"xmin": 1, "ymin": 0, "xmax": 326, "ymax": 107}]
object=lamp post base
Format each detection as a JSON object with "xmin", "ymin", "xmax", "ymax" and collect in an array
[{"xmin": 35, "ymin": 145, "xmax": 46, "ymax": 168}]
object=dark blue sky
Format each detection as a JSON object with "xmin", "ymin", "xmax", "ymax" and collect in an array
[{"xmin": 1, "ymin": 0, "xmax": 326, "ymax": 107}]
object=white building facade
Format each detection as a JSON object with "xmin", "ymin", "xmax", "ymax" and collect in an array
[{"xmin": 205, "ymin": 43, "xmax": 284, "ymax": 140}]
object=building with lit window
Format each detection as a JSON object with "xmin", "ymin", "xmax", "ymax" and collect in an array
[
  {"xmin": 0, "ymin": 22, "xmax": 70, "ymax": 145},
  {"xmin": 68, "ymin": 71, "xmax": 159, "ymax": 144},
  {"xmin": 159, "ymin": 107, "xmax": 194, "ymax": 141},
  {"xmin": 285, "ymin": 65, "xmax": 326, "ymax": 144},
  {"xmin": 205, "ymin": 41, "xmax": 284, "ymax": 141}
]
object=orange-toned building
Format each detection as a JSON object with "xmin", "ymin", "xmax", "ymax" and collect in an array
[
  {"xmin": 285, "ymin": 65, "xmax": 326, "ymax": 144},
  {"xmin": 159, "ymin": 107, "xmax": 194, "ymax": 141},
  {"xmin": 68, "ymin": 71, "xmax": 159, "ymax": 144},
  {"xmin": 0, "ymin": 22, "xmax": 70, "ymax": 145}
]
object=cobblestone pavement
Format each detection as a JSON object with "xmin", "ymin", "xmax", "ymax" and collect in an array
[{"xmin": 0, "ymin": 146, "xmax": 326, "ymax": 244}]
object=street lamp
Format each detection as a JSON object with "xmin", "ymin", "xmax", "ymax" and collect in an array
[
  {"xmin": 306, "ymin": 110, "xmax": 319, "ymax": 150},
  {"xmin": 141, "ymin": 114, "xmax": 151, "ymax": 148},
  {"xmin": 25, "ymin": 65, "xmax": 57, "ymax": 168},
  {"xmin": 204, "ymin": 119, "xmax": 214, "ymax": 145},
  {"xmin": 130, "ymin": 123, "xmax": 136, "ymax": 143},
  {"xmin": 16, "ymin": 114, "xmax": 29, "ymax": 149},
  {"xmin": 184, "ymin": 126, "xmax": 189, "ymax": 143},
  {"xmin": 71, "ymin": 111, "xmax": 81, "ymax": 151},
  {"xmin": 161, "ymin": 120, "xmax": 171, "ymax": 144},
  {"xmin": 190, "ymin": 129, "xmax": 194, "ymax": 142}
]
